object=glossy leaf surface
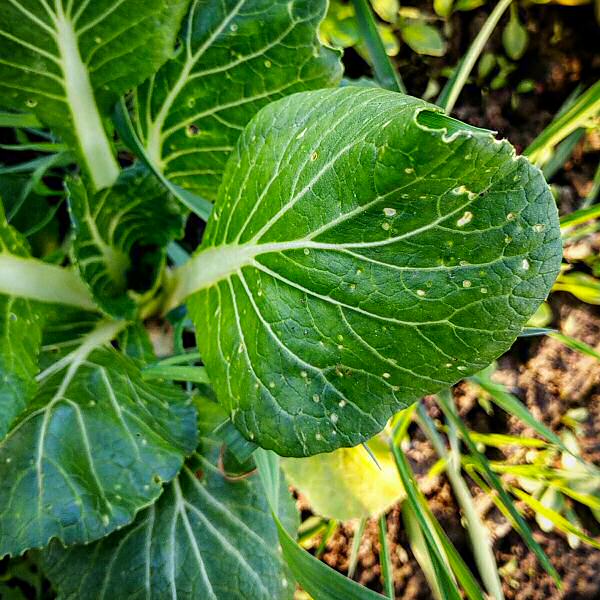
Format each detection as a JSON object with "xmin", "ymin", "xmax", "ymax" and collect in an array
[{"xmin": 186, "ymin": 87, "xmax": 562, "ymax": 456}]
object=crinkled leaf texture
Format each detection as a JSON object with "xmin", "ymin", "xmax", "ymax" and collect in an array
[
  {"xmin": 0, "ymin": 0, "xmax": 189, "ymax": 188},
  {"xmin": 0, "ymin": 319, "xmax": 198, "ymax": 558},
  {"xmin": 281, "ymin": 434, "xmax": 404, "ymax": 521},
  {"xmin": 68, "ymin": 167, "xmax": 184, "ymax": 318},
  {"xmin": 0, "ymin": 201, "xmax": 42, "ymax": 438},
  {"xmin": 44, "ymin": 401, "xmax": 297, "ymax": 600},
  {"xmin": 134, "ymin": 0, "xmax": 342, "ymax": 199},
  {"xmin": 186, "ymin": 87, "xmax": 562, "ymax": 457}
]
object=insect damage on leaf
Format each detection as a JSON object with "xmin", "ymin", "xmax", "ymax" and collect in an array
[{"xmin": 183, "ymin": 86, "xmax": 562, "ymax": 457}]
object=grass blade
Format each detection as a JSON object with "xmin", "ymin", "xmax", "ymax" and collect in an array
[
  {"xmin": 524, "ymin": 80, "xmax": 600, "ymax": 165},
  {"xmin": 348, "ymin": 518, "xmax": 367, "ymax": 579},
  {"xmin": 519, "ymin": 327, "xmax": 556, "ymax": 337},
  {"xmin": 469, "ymin": 368, "xmax": 574, "ymax": 456},
  {"xmin": 390, "ymin": 426, "xmax": 463, "ymax": 600},
  {"xmin": 436, "ymin": 390, "xmax": 561, "ymax": 587},
  {"xmin": 378, "ymin": 514, "xmax": 395, "ymax": 598},
  {"xmin": 550, "ymin": 331, "xmax": 600, "ymax": 362},
  {"xmin": 553, "ymin": 271, "xmax": 600, "ymax": 305},
  {"xmin": 350, "ymin": 0, "xmax": 405, "ymax": 93},
  {"xmin": 437, "ymin": 0, "xmax": 512, "ymax": 113},
  {"xmin": 417, "ymin": 404, "xmax": 504, "ymax": 600},
  {"xmin": 560, "ymin": 203, "xmax": 600, "ymax": 228},
  {"xmin": 581, "ymin": 160, "xmax": 600, "ymax": 209},
  {"xmin": 316, "ymin": 519, "xmax": 338, "ymax": 559},
  {"xmin": 542, "ymin": 129, "xmax": 585, "ymax": 181},
  {"xmin": 396, "ymin": 444, "xmax": 486, "ymax": 600},
  {"xmin": 511, "ymin": 487, "xmax": 600, "ymax": 549},
  {"xmin": 255, "ymin": 449, "xmax": 386, "ymax": 600},
  {"xmin": 402, "ymin": 503, "xmax": 445, "ymax": 600}
]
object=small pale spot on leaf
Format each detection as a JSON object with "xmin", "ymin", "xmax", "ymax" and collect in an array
[{"xmin": 457, "ymin": 211, "xmax": 473, "ymax": 227}]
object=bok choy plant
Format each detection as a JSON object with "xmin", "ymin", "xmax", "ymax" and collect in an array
[{"xmin": 0, "ymin": 0, "xmax": 563, "ymax": 598}]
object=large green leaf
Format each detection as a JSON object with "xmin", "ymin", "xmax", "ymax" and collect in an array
[
  {"xmin": 182, "ymin": 87, "xmax": 562, "ymax": 456},
  {"xmin": 133, "ymin": 0, "xmax": 342, "ymax": 200},
  {"xmin": 68, "ymin": 167, "xmax": 184, "ymax": 318},
  {"xmin": 0, "ymin": 201, "xmax": 42, "ymax": 438},
  {"xmin": 43, "ymin": 401, "xmax": 296, "ymax": 600},
  {"xmin": 0, "ymin": 320, "xmax": 197, "ymax": 558},
  {"xmin": 0, "ymin": 0, "xmax": 189, "ymax": 190}
]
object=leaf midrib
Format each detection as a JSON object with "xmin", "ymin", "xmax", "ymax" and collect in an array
[{"xmin": 53, "ymin": 6, "xmax": 119, "ymax": 190}]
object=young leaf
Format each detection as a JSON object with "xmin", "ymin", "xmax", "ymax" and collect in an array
[
  {"xmin": 179, "ymin": 86, "xmax": 562, "ymax": 457},
  {"xmin": 0, "ymin": 322, "xmax": 198, "ymax": 558},
  {"xmin": 0, "ymin": 0, "xmax": 190, "ymax": 191},
  {"xmin": 68, "ymin": 168, "xmax": 184, "ymax": 318},
  {"xmin": 281, "ymin": 434, "xmax": 404, "ymax": 520},
  {"xmin": 43, "ymin": 406, "xmax": 296, "ymax": 600},
  {"xmin": 502, "ymin": 5, "xmax": 528, "ymax": 61},
  {"xmin": 0, "ymin": 201, "xmax": 43, "ymax": 438},
  {"xmin": 401, "ymin": 21, "xmax": 446, "ymax": 57},
  {"xmin": 133, "ymin": 0, "xmax": 342, "ymax": 200}
]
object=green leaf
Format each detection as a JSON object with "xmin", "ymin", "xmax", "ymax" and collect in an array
[
  {"xmin": 0, "ymin": 0, "xmax": 189, "ymax": 190},
  {"xmin": 401, "ymin": 21, "xmax": 446, "ymax": 57},
  {"xmin": 113, "ymin": 98, "xmax": 213, "ymax": 221},
  {"xmin": 502, "ymin": 6, "xmax": 528, "ymax": 61},
  {"xmin": 133, "ymin": 0, "xmax": 342, "ymax": 200},
  {"xmin": 68, "ymin": 168, "xmax": 184, "ymax": 318},
  {"xmin": 0, "ymin": 111, "xmax": 42, "ymax": 128},
  {"xmin": 0, "ymin": 320, "xmax": 198, "ymax": 557},
  {"xmin": 0, "ymin": 201, "xmax": 43, "ymax": 439},
  {"xmin": 180, "ymin": 87, "xmax": 562, "ymax": 456},
  {"xmin": 44, "ymin": 404, "xmax": 296, "ymax": 600},
  {"xmin": 117, "ymin": 322, "xmax": 156, "ymax": 362},
  {"xmin": 434, "ymin": 0, "xmax": 455, "ymax": 18},
  {"xmin": 281, "ymin": 434, "xmax": 404, "ymax": 520},
  {"xmin": 371, "ymin": 0, "xmax": 400, "ymax": 23}
]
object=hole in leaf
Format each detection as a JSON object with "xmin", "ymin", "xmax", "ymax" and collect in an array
[{"xmin": 415, "ymin": 109, "xmax": 495, "ymax": 138}]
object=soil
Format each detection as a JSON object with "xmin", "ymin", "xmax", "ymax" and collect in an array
[{"xmin": 303, "ymin": 2, "xmax": 600, "ymax": 599}]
